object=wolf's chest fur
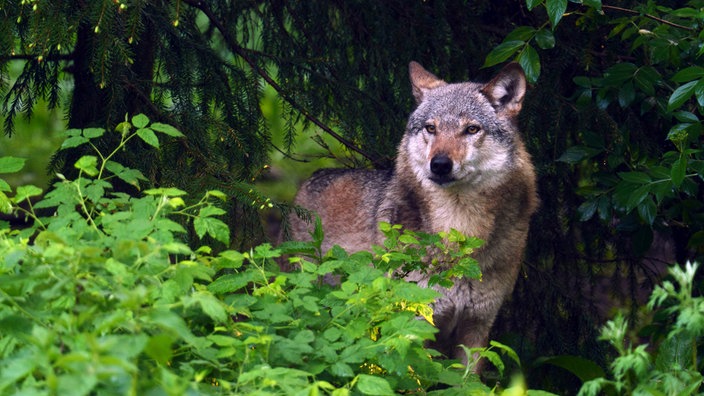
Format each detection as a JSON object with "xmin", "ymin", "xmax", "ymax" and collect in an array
[{"xmin": 286, "ymin": 61, "xmax": 538, "ymax": 365}]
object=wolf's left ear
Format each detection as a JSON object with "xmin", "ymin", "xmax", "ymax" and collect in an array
[
  {"xmin": 409, "ymin": 61, "xmax": 447, "ymax": 104},
  {"xmin": 481, "ymin": 63, "xmax": 527, "ymax": 117}
]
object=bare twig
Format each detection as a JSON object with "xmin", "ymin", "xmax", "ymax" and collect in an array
[{"xmin": 601, "ymin": 4, "xmax": 696, "ymax": 31}]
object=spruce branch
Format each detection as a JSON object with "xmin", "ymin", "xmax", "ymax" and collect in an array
[{"xmin": 181, "ymin": 0, "xmax": 380, "ymax": 166}]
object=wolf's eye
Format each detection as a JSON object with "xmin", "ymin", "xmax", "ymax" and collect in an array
[
  {"xmin": 465, "ymin": 125, "xmax": 481, "ymax": 135},
  {"xmin": 425, "ymin": 124, "xmax": 436, "ymax": 134}
]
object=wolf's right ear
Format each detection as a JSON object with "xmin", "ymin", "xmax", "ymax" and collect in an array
[{"xmin": 409, "ymin": 61, "xmax": 446, "ymax": 104}]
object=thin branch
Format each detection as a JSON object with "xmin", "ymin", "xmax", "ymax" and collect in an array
[
  {"xmin": 181, "ymin": 0, "xmax": 379, "ymax": 165},
  {"xmin": 601, "ymin": 4, "xmax": 696, "ymax": 31},
  {"xmin": 0, "ymin": 53, "xmax": 74, "ymax": 62}
]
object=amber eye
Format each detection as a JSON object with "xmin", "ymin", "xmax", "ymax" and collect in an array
[
  {"xmin": 465, "ymin": 125, "xmax": 481, "ymax": 135},
  {"xmin": 425, "ymin": 124, "xmax": 436, "ymax": 134}
]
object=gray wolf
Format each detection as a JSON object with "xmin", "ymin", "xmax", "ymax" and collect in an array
[{"xmin": 286, "ymin": 61, "xmax": 538, "ymax": 364}]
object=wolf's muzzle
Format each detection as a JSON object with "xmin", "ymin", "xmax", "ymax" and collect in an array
[{"xmin": 429, "ymin": 154, "xmax": 455, "ymax": 185}]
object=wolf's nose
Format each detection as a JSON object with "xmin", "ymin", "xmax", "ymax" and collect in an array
[{"xmin": 430, "ymin": 155, "xmax": 453, "ymax": 176}]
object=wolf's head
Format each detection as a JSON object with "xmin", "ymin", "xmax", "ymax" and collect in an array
[{"xmin": 402, "ymin": 62, "xmax": 527, "ymax": 190}]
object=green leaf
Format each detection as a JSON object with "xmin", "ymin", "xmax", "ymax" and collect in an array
[
  {"xmin": 0, "ymin": 191, "xmax": 11, "ymax": 214},
  {"xmin": 526, "ymin": 0, "xmax": 544, "ymax": 11},
  {"xmin": 535, "ymin": 355, "xmax": 605, "ymax": 382},
  {"xmin": 136, "ymin": 128, "xmax": 160, "ymax": 148},
  {"xmin": 577, "ymin": 200, "xmax": 598, "ymax": 221},
  {"xmin": 60, "ymin": 136, "xmax": 89, "ymax": 150},
  {"xmin": 150, "ymin": 122, "xmax": 185, "ymax": 137},
  {"xmin": 603, "ymin": 63, "xmax": 637, "ymax": 85},
  {"xmin": 582, "ymin": 0, "xmax": 602, "ymax": 11},
  {"xmin": 483, "ymin": 40, "xmax": 525, "ymax": 68},
  {"xmin": 671, "ymin": 156, "xmax": 687, "ymax": 187},
  {"xmin": 668, "ymin": 80, "xmax": 698, "ymax": 111},
  {"xmin": 626, "ymin": 184, "xmax": 651, "ymax": 211},
  {"xmin": 0, "ymin": 156, "xmax": 26, "ymax": 174},
  {"xmin": 13, "ymin": 185, "xmax": 43, "ymax": 203},
  {"xmin": 517, "ymin": 44, "xmax": 541, "ymax": 84},
  {"xmin": 144, "ymin": 187, "xmax": 187, "ymax": 196},
  {"xmin": 534, "ymin": 28, "xmax": 555, "ymax": 49},
  {"xmin": 191, "ymin": 291, "xmax": 228, "ymax": 322},
  {"xmin": 671, "ymin": 66, "xmax": 704, "ymax": 82},
  {"xmin": 637, "ymin": 197, "xmax": 657, "ymax": 225},
  {"xmin": 557, "ymin": 146, "xmax": 590, "ymax": 164},
  {"xmin": 618, "ymin": 171, "xmax": 651, "ymax": 184},
  {"xmin": 505, "ymin": 26, "xmax": 537, "ymax": 41},
  {"xmin": 74, "ymin": 155, "xmax": 99, "ymax": 176},
  {"xmin": 82, "ymin": 127, "xmax": 105, "ymax": 139},
  {"xmin": 546, "ymin": 0, "xmax": 568, "ymax": 28},
  {"xmin": 132, "ymin": 113, "xmax": 150, "ymax": 128},
  {"xmin": 193, "ymin": 217, "xmax": 230, "ymax": 245},
  {"xmin": 199, "ymin": 205, "xmax": 226, "ymax": 217},
  {"xmin": 355, "ymin": 375, "xmax": 394, "ymax": 396}
]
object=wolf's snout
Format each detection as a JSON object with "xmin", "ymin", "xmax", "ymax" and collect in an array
[{"xmin": 430, "ymin": 154, "xmax": 453, "ymax": 176}]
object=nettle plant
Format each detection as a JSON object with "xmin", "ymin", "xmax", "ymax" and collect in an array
[{"xmin": 0, "ymin": 116, "xmax": 545, "ymax": 395}]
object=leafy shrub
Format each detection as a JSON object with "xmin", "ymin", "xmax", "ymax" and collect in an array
[
  {"xmin": 578, "ymin": 262, "xmax": 704, "ymax": 395},
  {"xmin": 0, "ymin": 116, "xmax": 553, "ymax": 395}
]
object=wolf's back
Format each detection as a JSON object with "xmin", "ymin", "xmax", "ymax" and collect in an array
[{"xmin": 289, "ymin": 168, "xmax": 393, "ymax": 252}]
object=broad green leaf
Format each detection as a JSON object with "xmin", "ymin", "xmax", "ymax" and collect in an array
[
  {"xmin": 617, "ymin": 82, "xmax": 635, "ymax": 107},
  {"xmin": 668, "ymin": 80, "xmax": 698, "ymax": 111},
  {"xmin": 582, "ymin": 0, "xmax": 602, "ymax": 11},
  {"xmin": 535, "ymin": 355, "xmax": 605, "ymax": 382},
  {"xmin": 483, "ymin": 40, "xmax": 525, "ymax": 68},
  {"xmin": 618, "ymin": 171, "xmax": 651, "ymax": 184},
  {"xmin": 671, "ymin": 156, "xmax": 687, "ymax": 187},
  {"xmin": 637, "ymin": 197, "xmax": 657, "ymax": 225},
  {"xmin": 144, "ymin": 187, "xmax": 187, "ymax": 196},
  {"xmin": 355, "ymin": 375, "xmax": 394, "ymax": 396},
  {"xmin": 695, "ymin": 79, "xmax": 704, "ymax": 107},
  {"xmin": 546, "ymin": 0, "xmax": 568, "ymax": 28},
  {"xmin": 603, "ymin": 63, "xmax": 637, "ymax": 85},
  {"xmin": 199, "ymin": 205, "xmax": 226, "ymax": 217},
  {"xmin": 193, "ymin": 216, "xmax": 230, "ymax": 245},
  {"xmin": 489, "ymin": 340, "xmax": 521, "ymax": 366},
  {"xmin": 517, "ymin": 44, "xmax": 540, "ymax": 84},
  {"xmin": 150, "ymin": 122, "xmax": 185, "ymax": 137},
  {"xmin": 207, "ymin": 189, "xmax": 227, "ymax": 201},
  {"xmin": 626, "ymin": 184, "xmax": 651, "ymax": 211},
  {"xmin": 0, "ymin": 179, "xmax": 10, "ymax": 193},
  {"xmin": 577, "ymin": 200, "xmax": 598, "ymax": 221},
  {"xmin": 671, "ymin": 66, "xmax": 704, "ymax": 82},
  {"xmin": 132, "ymin": 113, "xmax": 150, "ymax": 128},
  {"xmin": 137, "ymin": 127, "xmax": 160, "ymax": 148},
  {"xmin": 0, "ymin": 156, "xmax": 26, "ymax": 174},
  {"xmin": 60, "ymin": 135, "xmax": 89, "ymax": 150},
  {"xmin": 506, "ymin": 26, "xmax": 536, "ymax": 41},
  {"xmin": 526, "ymin": 0, "xmax": 544, "ymax": 11},
  {"xmin": 13, "ymin": 185, "xmax": 43, "ymax": 203},
  {"xmin": 74, "ymin": 155, "xmax": 99, "ymax": 176},
  {"xmin": 82, "ymin": 127, "xmax": 105, "ymax": 138},
  {"xmin": 557, "ymin": 146, "xmax": 590, "ymax": 164},
  {"xmin": 534, "ymin": 28, "xmax": 555, "ymax": 49},
  {"xmin": 633, "ymin": 66, "xmax": 659, "ymax": 96},
  {"xmin": 0, "ymin": 191, "xmax": 11, "ymax": 213},
  {"xmin": 191, "ymin": 291, "xmax": 228, "ymax": 322},
  {"xmin": 144, "ymin": 334, "xmax": 174, "ymax": 365}
]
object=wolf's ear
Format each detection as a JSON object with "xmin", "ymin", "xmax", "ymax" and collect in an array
[
  {"xmin": 409, "ymin": 61, "xmax": 446, "ymax": 104},
  {"xmin": 481, "ymin": 63, "xmax": 527, "ymax": 117}
]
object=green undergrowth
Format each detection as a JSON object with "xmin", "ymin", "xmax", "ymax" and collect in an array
[
  {"xmin": 0, "ymin": 116, "xmax": 552, "ymax": 395},
  {"xmin": 0, "ymin": 116, "xmax": 700, "ymax": 395}
]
